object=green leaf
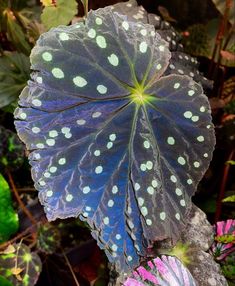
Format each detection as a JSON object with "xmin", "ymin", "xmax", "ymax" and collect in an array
[
  {"xmin": 0, "ymin": 52, "xmax": 30, "ymax": 109},
  {"xmin": 211, "ymin": 0, "xmax": 235, "ymax": 25},
  {"xmin": 226, "ymin": 160, "xmax": 235, "ymax": 166},
  {"xmin": 215, "ymin": 234, "xmax": 235, "ymax": 244},
  {"xmin": 4, "ymin": 9, "xmax": 31, "ymax": 55},
  {"xmin": 0, "ymin": 243, "xmax": 42, "ymax": 286},
  {"xmin": 0, "ymin": 276, "xmax": 13, "ymax": 286},
  {"xmin": 223, "ymin": 195, "xmax": 235, "ymax": 203},
  {"xmin": 182, "ymin": 24, "xmax": 210, "ymax": 57},
  {"xmin": 41, "ymin": 0, "xmax": 78, "ymax": 30},
  {"xmin": 198, "ymin": 196, "xmax": 217, "ymax": 213},
  {"xmin": 0, "ymin": 174, "xmax": 19, "ymax": 243},
  {"xmin": 37, "ymin": 223, "xmax": 61, "ymax": 254},
  {"xmin": 0, "ymin": 126, "xmax": 25, "ymax": 170}
]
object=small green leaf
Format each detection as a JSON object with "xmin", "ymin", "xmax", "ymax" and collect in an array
[
  {"xmin": 41, "ymin": 0, "xmax": 78, "ymax": 30},
  {"xmin": 215, "ymin": 234, "xmax": 235, "ymax": 244},
  {"xmin": 0, "ymin": 174, "xmax": 19, "ymax": 243},
  {"xmin": 223, "ymin": 195, "xmax": 235, "ymax": 203},
  {"xmin": 37, "ymin": 223, "xmax": 61, "ymax": 254},
  {"xmin": 0, "ymin": 276, "xmax": 14, "ymax": 286},
  {"xmin": 226, "ymin": 160, "xmax": 235, "ymax": 166}
]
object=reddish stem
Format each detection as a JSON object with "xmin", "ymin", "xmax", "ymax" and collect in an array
[
  {"xmin": 215, "ymin": 149, "xmax": 234, "ymax": 222},
  {"xmin": 6, "ymin": 169, "xmax": 37, "ymax": 225},
  {"xmin": 208, "ymin": 0, "xmax": 232, "ymax": 78},
  {"xmin": 0, "ymin": 225, "xmax": 35, "ymax": 250}
]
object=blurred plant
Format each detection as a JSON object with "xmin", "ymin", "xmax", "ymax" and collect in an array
[
  {"xmin": 210, "ymin": 219, "xmax": 235, "ymax": 261},
  {"xmin": 0, "ymin": 174, "xmax": 19, "ymax": 243},
  {"xmin": 0, "ymin": 126, "xmax": 25, "ymax": 170},
  {"xmin": 209, "ymin": 0, "xmax": 235, "ymax": 78},
  {"xmin": 0, "ymin": 0, "xmax": 42, "ymax": 55},
  {"xmin": 0, "ymin": 0, "xmax": 45, "ymax": 111},
  {"xmin": 210, "ymin": 220, "xmax": 235, "ymax": 285},
  {"xmin": 211, "ymin": 0, "xmax": 234, "ymax": 25},
  {"xmin": 157, "ymin": 6, "xmax": 177, "ymax": 23},
  {"xmin": 222, "ymin": 76, "xmax": 235, "ymax": 116},
  {"xmin": 215, "ymin": 148, "xmax": 234, "ymax": 221},
  {"xmin": 40, "ymin": 0, "xmax": 78, "ymax": 30},
  {"xmin": 221, "ymin": 254, "xmax": 235, "ymax": 284},
  {"xmin": 0, "ymin": 52, "xmax": 30, "ymax": 110},
  {"xmin": 37, "ymin": 223, "xmax": 61, "ymax": 254},
  {"xmin": 0, "ymin": 275, "xmax": 13, "ymax": 286},
  {"xmin": 182, "ymin": 24, "xmax": 210, "ymax": 57},
  {"xmin": 0, "ymin": 243, "xmax": 42, "ymax": 286}
]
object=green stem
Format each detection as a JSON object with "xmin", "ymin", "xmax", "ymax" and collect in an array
[{"xmin": 84, "ymin": 0, "xmax": 88, "ymax": 18}]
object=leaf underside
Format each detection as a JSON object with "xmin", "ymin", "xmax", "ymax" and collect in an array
[
  {"xmin": 15, "ymin": 7, "xmax": 215, "ymax": 272},
  {"xmin": 124, "ymin": 255, "xmax": 196, "ymax": 286}
]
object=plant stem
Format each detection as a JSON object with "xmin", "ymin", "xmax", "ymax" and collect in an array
[
  {"xmin": 62, "ymin": 248, "xmax": 80, "ymax": 286},
  {"xmin": 0, "ymin": 225, "xmax": 35, "ymax": 250},
  {"xmin": 82, "ymin": 0, "xmax": 88, "ymax": 18},
  {"xmin": 208, "ymin": 0, "xmax": 232, "ymax": 79},
  {"xmin": 85, "ymin": 0, "xmax": 89, "ymax": 18},
  {"xmin": 6, "ymin": 169, "xmax": 37, "ymax": 225},
  {"xmin": 215, "ymin": 149, "xmax": 234, "ymax": 222}
]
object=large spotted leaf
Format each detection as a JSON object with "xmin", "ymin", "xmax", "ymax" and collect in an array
[{"xmin": 14, "ymin": 7, "xmax": 215, "ymax": 272}]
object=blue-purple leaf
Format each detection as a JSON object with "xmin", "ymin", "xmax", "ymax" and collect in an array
[
  {"xmin": 112, "ymin": 0, "xmax": 213, "ymax": 89},
  {"xmin": 14, "ymin": 6, "xmax": 215, "ymax": 272}
]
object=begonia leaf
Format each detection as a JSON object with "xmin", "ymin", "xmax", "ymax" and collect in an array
[{"xmin": 15, "ymin": 6, "xmax": 215, "ymax": 272}]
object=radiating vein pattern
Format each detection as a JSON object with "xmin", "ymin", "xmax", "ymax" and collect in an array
[
  {"xmin": 14, "ymin": 6, "xmax": 215, "ymax": 272},
  {"xmin": 111, "ymin": 0, "xmax": 213, "ymax": 89}
]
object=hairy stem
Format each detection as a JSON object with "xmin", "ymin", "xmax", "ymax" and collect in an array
[
  {"xmin": 6, "ymin": 169, "xmax": 37, "ymax": 225},
  {"xmin": 0, "ymin": 225, "xmax": 35, "ymax": 250}
]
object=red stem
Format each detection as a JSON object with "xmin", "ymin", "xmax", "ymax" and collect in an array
[
  {"xmin": 6, "ymin": 169, "xmax": 37, "ymax": 225},
  {"xmin": 215, "ymin": 149, "xmax": 235, "ymax": 222},
  {"xmin": 208, "ymin": 0, "xmax": 232, "ymax": 78}
]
